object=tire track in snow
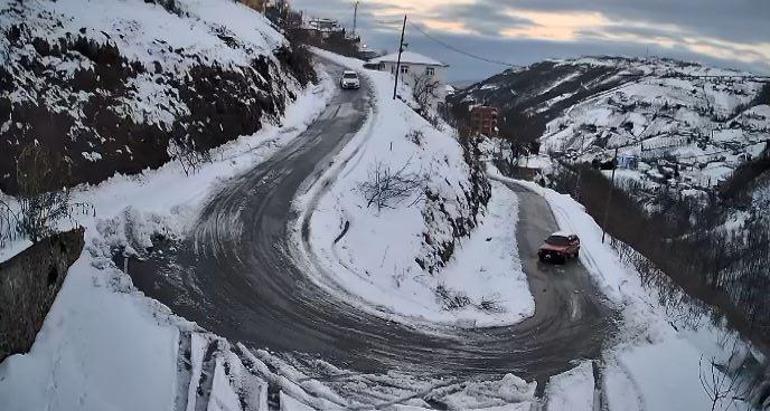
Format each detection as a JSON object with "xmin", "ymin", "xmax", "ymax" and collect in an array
[{"xmin": 128, "ymin": 65, "xmax": 616, "ymax": 394}]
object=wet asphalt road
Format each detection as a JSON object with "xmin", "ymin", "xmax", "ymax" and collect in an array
[{"xmin": 128, "ymin": 64, "xmax": 614, "ymax": 386}]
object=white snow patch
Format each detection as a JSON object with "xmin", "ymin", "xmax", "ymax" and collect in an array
[{"xmin": 544, "ymin": 362, "xmax": 595, "ymax": 411}]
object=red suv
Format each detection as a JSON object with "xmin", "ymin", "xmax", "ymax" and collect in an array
[{"xmin": 538, "ymin": 232, "xmax": 581, "ymax": 263}]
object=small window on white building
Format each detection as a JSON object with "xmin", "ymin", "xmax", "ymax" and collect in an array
[
  {"xmin": 425, "ymin": 66, "xmax": 435, "ymax": 76},
  {"xmin": 400, "ymin": 65, "xmax": 409, "ymax": 74}
]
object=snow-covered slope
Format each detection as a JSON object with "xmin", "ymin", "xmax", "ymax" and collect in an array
[
  {"xmin": 296, "ymin": 50, "xmax": 534, "ymax": 326},
  {"xmin": 0, "ymin": 0, "xmax": 313, "ymax": 193},
  {"xmin": 452, "ymin": 57, "xmax": 770, "ymax": 195}
]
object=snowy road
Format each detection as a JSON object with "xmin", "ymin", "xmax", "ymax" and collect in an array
[{"xmin": 129, "ymin": 64, "xmax": 614, "ymax": 385}]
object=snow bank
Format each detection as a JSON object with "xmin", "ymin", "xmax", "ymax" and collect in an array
[
  {"xmin": 0, "ymin": 259, "xmax": 179, "ymax": 411},
  {"xmin": 297, "ymin": 49, "xmax": 533, "ymax": 327},
  {"xmin": 544, "ymin": 362, "xmax": 595, "ymax": 411}
]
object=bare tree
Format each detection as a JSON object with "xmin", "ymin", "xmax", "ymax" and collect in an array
[
  {"xmin": 14, "ymin": 144, "xmax": 72, "ymax": 243},
  {"xmin": 358, "ymin": 160, "xmax": 424, "ymax": 211},
  {"xmin": 412, "ymin": 72, "xmax": 441, "ymax": 125},
  {"xmin": 699, "ymin": 355, "xmax": 743, "ymax": 411},
  {"xmin": 168, "ymin": 136, "xmax": 211, "ymax": 176},
  {"xmin": 0, "ymin": 199, "xmax": 19, "ymax": 248}
]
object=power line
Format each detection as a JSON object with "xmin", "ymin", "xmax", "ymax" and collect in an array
[
  {"xmin": 619, "ymin": 73, "xmax": 770, "ymax": 82},
  {"xmin": 407, "ymin": 22, "xmax": 521, "ymax": 68}
]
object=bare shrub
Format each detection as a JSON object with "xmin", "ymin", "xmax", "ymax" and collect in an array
[
  {"xmin": 435, "ymin": 284, "xmax": 471, "ymax": 310},
  {"xmin": 168, "ymin": 136, "xmax": 211, "ymax": 176},
  {"xmin": 477, "ymin": 296, "xmax": 504, "ymax": 313},
  {"xmin": 274, "ymin": 43, "xmax": 317, "ymax": 86},
  {"xmin": 412, "ymin": 72, "xmax": 441, "ymax": 126},
  {"xmin": 406, "ymin": 130, "xmax": 425, "ymax": 146},
  {"xmin": 15, "ymin": 144, "xmax": 72, "ymax": 243},
  {"xmin": 699, "ymin": 356, "xmax": 744, "ymax": 411},
  {"xmin": 358, "ymin": 160, "xmax": 424, "ymax": 211}
]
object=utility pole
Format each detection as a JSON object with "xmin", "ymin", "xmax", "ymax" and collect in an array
[
  {"xmin": 393, "ymin": 14, "xmax": 407, "ymax": 100},
  {"xmin": 353, "ymin": 1, "xmax": 359, "ymax": 36},
  {"xmin": 601, "ymin": 147, "xmax": 619, "ymax": 244}
]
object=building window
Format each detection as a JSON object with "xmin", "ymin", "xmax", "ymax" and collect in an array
[
  {"xmin": 400, "ymin": 65, "xmax": 409, "ymax": 74},
  {"xmin": 426, "ymin": 66, "xmax": 435, "ymax": 76}
]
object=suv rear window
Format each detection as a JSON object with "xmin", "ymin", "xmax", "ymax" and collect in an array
[{"xmin": 545, "ymin": 236, "xmax": 570, "ymax": 246}]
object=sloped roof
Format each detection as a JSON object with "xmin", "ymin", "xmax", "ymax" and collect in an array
[{"xmin": 370, "ymin": 51, "xmax": 448, "ymax": 67}]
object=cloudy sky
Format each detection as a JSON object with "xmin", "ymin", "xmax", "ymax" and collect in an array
[{"xmin": 290, "ymin": 0, "xmax": 770, "ymax": 82}]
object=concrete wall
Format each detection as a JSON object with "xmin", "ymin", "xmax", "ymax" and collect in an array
[{"xmin": 0, "ymin": 228, "xmax": 84, "ymax": 362}]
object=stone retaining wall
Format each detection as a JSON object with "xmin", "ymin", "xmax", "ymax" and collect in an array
[{"xmin": 0, "ymin": 229, "xmax": 84, "ymax": 362}]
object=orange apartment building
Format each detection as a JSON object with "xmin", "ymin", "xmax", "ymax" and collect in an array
[{"xmin": 470, "ymin": 105, "xmax": 499, "ymax": 137}]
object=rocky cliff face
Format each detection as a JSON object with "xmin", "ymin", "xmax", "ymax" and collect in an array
[
  {"xmin": 417, "ymin": 137, "xmax": 491, "ymax": 274},
  {"xmin": 0, "ymin": 229, "xmax": 84, "ymax": 362},
  {"xmin": 0, "ymin": 0, "xmax": 315, "ymax": 194}
]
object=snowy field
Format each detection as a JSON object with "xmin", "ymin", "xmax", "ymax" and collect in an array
[{"xmin": 294, "ymin": 50, "xmax": 534, "ymax": 327}]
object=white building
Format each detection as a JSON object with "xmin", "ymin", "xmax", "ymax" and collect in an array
[
  {"xmin": 370, "ymin": 51, "xmax": 449, "ymax": 103},
  {"xmin": 306, "ymin": 17, "xmax": 339, "ymax": 32}
]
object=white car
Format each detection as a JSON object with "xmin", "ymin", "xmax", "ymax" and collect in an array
[{"xmin": 339, "ymin": 70, "xmax": 360, "ymax": 89}]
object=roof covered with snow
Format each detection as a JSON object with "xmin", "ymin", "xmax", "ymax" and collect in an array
[{"xmin": 370, "ymin": 51, "xmax": 448, "ymax": 67}]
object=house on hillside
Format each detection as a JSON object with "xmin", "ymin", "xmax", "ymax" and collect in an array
[
  {"xmin": 370, "ymin": 51, "xmax": 449, "ymax": 104},
  {"xmin": 293, "ymin": 16, "xmax": 362, "ymax": 57},
  {"xmin": 306, "ymin": 17, "xmax": 339, "ymax": 36},
  {"xmin": 470, "ymin": 105, "xmax": 499, "ymax": 137},
  {"xmin": 617, "ymin": 153, "xmax": 639, "ymax": 170}
]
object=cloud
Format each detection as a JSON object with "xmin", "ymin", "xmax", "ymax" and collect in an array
[
  {"xmin": 288, "ymin": 0, "xmax": 770, "ymax": 80},
  {"xmin": 439, "ymin": 3, "xmax": 531, "ymax": 37},
  {"xmin": 501, "ymin": 0, "xmax": 770, "ymax": 44}
]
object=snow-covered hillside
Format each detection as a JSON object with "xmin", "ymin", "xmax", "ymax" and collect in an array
[
  {"xmin": 452, "ymin": 57, "xmax": 770, "ymax": 196},
  {"xmin": 296, "ymin": 50, "xmax": 534, "ymax": 326},
  {"xmin": 0, "ymin": 0, "xmax": 313, "ymax": 193},
  {"xmin": 0, "ymin": 52, "xmax": 337, "ymax": 411}
]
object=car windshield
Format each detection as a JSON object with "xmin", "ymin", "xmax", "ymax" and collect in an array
[
  {"xmin": 343, "ymin": 73, "xmax": 358, "ymax": 79},
  {"xmin": 545, "ymin": 236, "xmax": 570, "ymax": 246}
]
